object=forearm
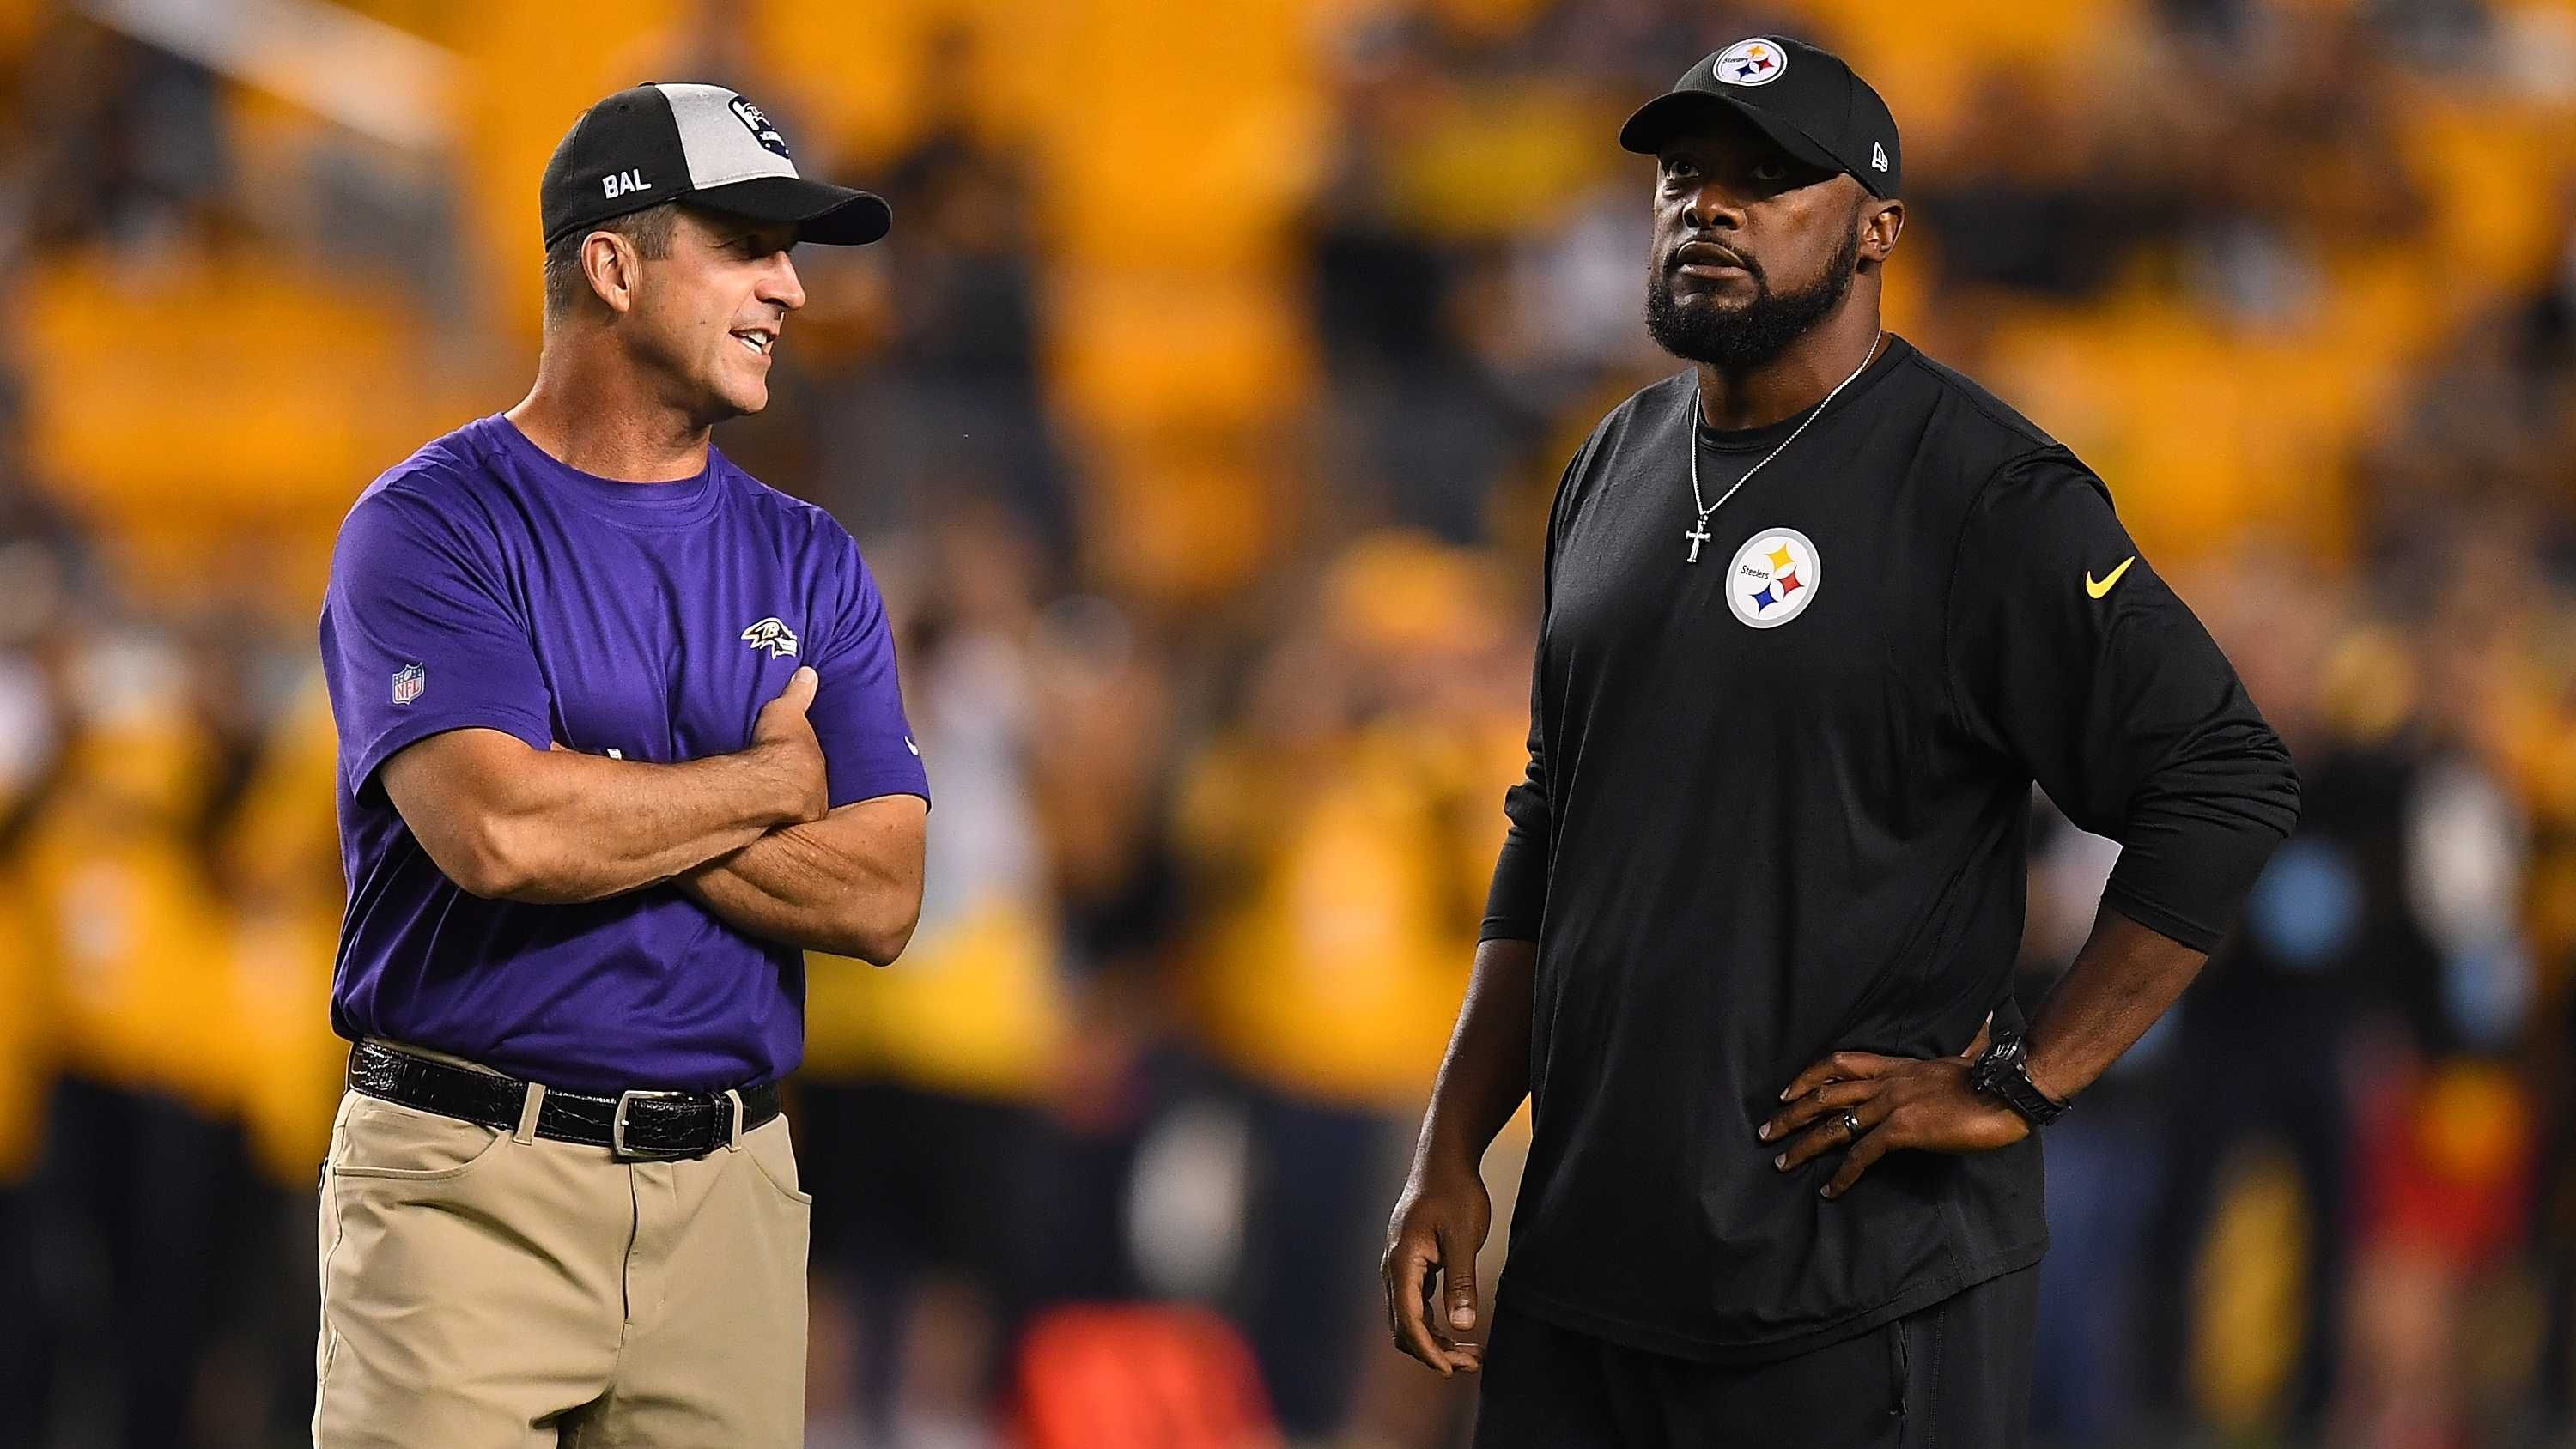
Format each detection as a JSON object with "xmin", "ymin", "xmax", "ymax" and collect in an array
[
  {"xmin": 482, "ymin": 747, "xmax": 802, "ymax": 904},
  {"xmin": 2021, "ymin": 902, "xmax": 2210, "ymax": 1103},
  {"xmin": 1412, "ymin": 937, "xmax": 1538, "ymax": 1177},
  {"xmin": 677, "ymin": 798, "xmax": 925, "ymax": 963},
  {"xmin": 2020, "ymin": 730, "xmax": 2289, "ymax": 1102}
]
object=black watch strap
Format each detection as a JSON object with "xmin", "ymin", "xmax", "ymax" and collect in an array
[{"xmin": 1970, "ymin": 1030, "xmax": 2069, "ymax": 1127}]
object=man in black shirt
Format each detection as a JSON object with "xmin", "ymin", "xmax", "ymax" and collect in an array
[{"xmin": 1381, "ymin": 35, "xmax": 2300, "ymax": 1446}]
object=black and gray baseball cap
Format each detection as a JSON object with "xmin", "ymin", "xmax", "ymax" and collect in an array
[
  {"xmin": 540, "ymin": 82, "xmax": 890, "ymax": 250},
  {"xmin": 1619, "ymin": 37, "xmax": 1901, "ymax": 198}
]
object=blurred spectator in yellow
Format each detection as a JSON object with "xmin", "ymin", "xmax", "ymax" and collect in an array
[
  {"xmin": 1174, "ymin": 531, "xmax": 1522, "ymax": 1439},
  {"xmin": 213, "ymin": 667, "xmax": 365, "ymax": 1434},
  {"xmin": 216, "ymin": 670, "xmax": 349, "ymax": 1214},
  {"xmin": 0, "ymin": 555, "xmax": 67, "ymax": 1443},
  {"xmin": 1019, "ymin": 575, "xmax": 1189, "ymax": 1268},
  {"xmin": 18, "ymin": 625, "xmax": 254, "ymax": 1447},
  {"xmin": 798, "ymin": 502, "xmax": 1091, "ymax": 1446}
]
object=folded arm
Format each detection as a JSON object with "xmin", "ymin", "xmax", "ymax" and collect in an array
[
  {"xmin": 676, "ymin": 793, "xmax": 927, "ymax": 965},
  {"xmin": 380, "ymin": 725, "xmax": 820, "ymax": 904},
  {"xmin": 379, "ymin": 665, "xmax": 830, "ymax": 905}
]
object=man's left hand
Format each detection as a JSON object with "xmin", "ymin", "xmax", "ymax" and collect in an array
[{"xmin": 1759, "ymin": 1027, "xmax": 2029, "ymax": 1199}]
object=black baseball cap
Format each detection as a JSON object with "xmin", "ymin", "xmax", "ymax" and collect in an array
[
  {"xmin": 1619, "ymin": 37, "xmax": 1901, "ymax": 199},
  {"xmin": 540, "ymin": 82, "xmax": 890, "ymax": 250}
]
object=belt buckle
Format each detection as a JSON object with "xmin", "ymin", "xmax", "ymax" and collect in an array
[{"xmin": 610, "ymin": 1089, "xmax": 697, "ymax": 1161}]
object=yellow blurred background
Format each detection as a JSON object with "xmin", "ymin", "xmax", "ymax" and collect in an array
[{"xmin": 1, "ymin": 0, "xmax": 2574, "ymax": 1444}]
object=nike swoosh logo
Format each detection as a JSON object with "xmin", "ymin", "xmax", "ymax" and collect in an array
[
  {"xmin": 2085, "ymin": 556, "xmax": 2136, "ymax": 599},
  {"xmin": 905, "ymin": 736, "xmax": 920, "ymax": 756}
]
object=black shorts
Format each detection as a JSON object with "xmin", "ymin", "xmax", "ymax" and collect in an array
[{"xmin": 1471, "ymin": 1266, "xmax": 2040, "ymax": 1449}]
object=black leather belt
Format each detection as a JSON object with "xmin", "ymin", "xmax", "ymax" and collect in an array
[{"xmin": 347, "ymin": 1041, "xmax": 781, "ymax": 1161}]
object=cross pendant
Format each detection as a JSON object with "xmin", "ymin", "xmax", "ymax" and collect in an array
[{"xmin": 1685, "ymin": 519, "xmax": 1712, "ymax": 564}]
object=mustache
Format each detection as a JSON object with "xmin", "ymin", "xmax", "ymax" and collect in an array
[{"xmin": 1668, "ymin": 238, "xmax": 1762, "ymax": 278}]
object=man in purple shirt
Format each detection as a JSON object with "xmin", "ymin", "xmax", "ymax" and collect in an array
[{"xmin": 312, "ymin": 83, "xmax": 927, "ymax": 1446}]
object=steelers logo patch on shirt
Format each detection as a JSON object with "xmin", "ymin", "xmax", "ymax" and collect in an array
[
  {"xmin": 1715, "ymin": 39, "xmax": 1787, "ymax": 87},
  {"xmin": 1726, "ymin": 528, "xmax": 1820, "ymax": 629}
]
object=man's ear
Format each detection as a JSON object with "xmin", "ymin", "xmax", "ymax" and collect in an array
[
  {"xmin": 1860, "ymin": 197, "xmax": 1904, "ymax": 270},
  {"xmin": 581, "ymin": 231, "xmax": 641, "ymax": 315}
]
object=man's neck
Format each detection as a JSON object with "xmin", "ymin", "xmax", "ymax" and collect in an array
[
  {"xmin": 507, "ymin": 335, "xmax": 714, "ymax": 482},
  {"xmin": 1693, "ymin": 306, "xmax": 1885, "ymax": 433}
]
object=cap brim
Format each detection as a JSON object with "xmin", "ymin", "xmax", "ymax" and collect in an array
[
  {"xmin": 1618, "ymin": 91, "xmax": 1845, "ymax": 179},
  {"xmin": 692, "ymin": 174, "xmax": 891, "ymax": 246}
]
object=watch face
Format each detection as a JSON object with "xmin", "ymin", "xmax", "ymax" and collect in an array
[
  {"xmin": 1971, "ymin": 1037, "xmax": 2013, "ymax": 1087},
  {"xmin": 1969, "ymin": 1033, "xmax": 2053, "ymax": 1122}
]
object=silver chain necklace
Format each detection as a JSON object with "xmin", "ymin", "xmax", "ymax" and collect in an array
[{"xmin": 1685, "ymin": 330, "xmax": 1882, "ymax": 564}]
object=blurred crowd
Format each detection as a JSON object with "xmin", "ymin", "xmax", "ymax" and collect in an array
[{"xmin": 2, "ymin": 0, "xmax": 2575, "ymax": 1446}]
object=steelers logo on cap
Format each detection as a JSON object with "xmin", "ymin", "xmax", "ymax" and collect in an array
[
  {"xmin": 1715, "ymin": 39, "xmax": 1789, "ymax": 87},
  {"xmin": 1725, "ymin": 528, "xmax": 1821, "ymax": 628}
]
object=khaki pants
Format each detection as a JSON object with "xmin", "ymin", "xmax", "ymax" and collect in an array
[{"xmin": 312, "ymin": 1083, "xmax": 811, "ymax": 1447}]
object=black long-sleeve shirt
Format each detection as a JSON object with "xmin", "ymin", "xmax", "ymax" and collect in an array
[{"xmin": 1483, "ymin": 336, "xmax": 2299, "ymax": 1361}]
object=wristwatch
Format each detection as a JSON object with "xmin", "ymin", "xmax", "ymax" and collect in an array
[{"xmin": 1968, "ymin": 1030, "xmax": 2069, "ymax": 1127}]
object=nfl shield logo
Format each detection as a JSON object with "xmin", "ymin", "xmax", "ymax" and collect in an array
[{"xmin": 392, "ymin": 663, "xmax": 426, "ymax": 706}]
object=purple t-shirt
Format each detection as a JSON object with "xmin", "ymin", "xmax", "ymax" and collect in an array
[{"xmin": 319, "ymin": 415, "xmax": 928, "ymax": 1092}]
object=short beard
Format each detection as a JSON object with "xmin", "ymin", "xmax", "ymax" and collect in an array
[{"xmin": 1644, "ymin": 225, "xmax": 1862, "ymax": 370}]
